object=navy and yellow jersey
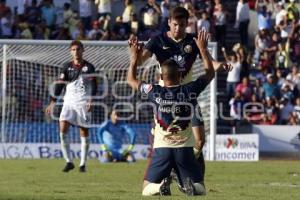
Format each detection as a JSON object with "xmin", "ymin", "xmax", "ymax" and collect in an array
[
  {"xmin": 139, "ymin": 76, "xmax": 210, "ymax": 148},
  {"xmin": 53, "ymin": 60, "xmax": 97, "ymax": 105},
  {"xmin": 145, "ymin": 33, "xmax": 200, "ymax": 84}
]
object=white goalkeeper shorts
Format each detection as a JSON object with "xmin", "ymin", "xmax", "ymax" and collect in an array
[{"xmin": 59, "ymin": 104, "xmax": 91, "ymax": 128}]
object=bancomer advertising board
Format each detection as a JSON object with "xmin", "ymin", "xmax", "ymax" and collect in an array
[
  {"xmin": 203, "ymin": 134, "xmax": 259, "ymax": 161},
  {"xmin": 0, "ymin": 134, "xmax": 259, "ymax": 161}
]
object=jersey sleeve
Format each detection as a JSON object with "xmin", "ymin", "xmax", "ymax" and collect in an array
[
  {"xmin": 145, "ymin": 37, "xmax": 158, "ymax": 54},
  {"xmin": 51, "ymin": 63, "xmax": 69, "ymax": 101},
  {"xmin": 121, "ymin": 124, "xmax": 136, "ymax": 145},
  {"xmin": 138, "ymin": 82, "xmax": 160, "ymax": 102}
]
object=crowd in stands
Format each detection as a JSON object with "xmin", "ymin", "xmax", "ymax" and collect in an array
[
  {"xmin": 228, "ymin": 0, "xmax": 300, "ymax": 126},
  {"xmin": 0, "ymin": 0, "xmax": 299, "ymax": 126}
]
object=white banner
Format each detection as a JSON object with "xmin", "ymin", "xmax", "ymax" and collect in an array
[
  {"xmin": 0, "ymin": 134, "xmax": 259, "ymax": 161},
  {"xmin": 0, "ymin": 143, "xmax": 151, "ymax": 160},
  {"xmin": 203, "ymin": 134, "xmax": 259, "ymax": 161},
  {"xmin": 253, "ymin": 125, "xmax": 300, "ymax": 152}
]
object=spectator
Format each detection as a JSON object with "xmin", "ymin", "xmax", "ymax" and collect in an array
[
  {"xmin": 122, "ymin": 0, "xmax": 135, "ymax": 24},
  {"xmin": 62, "ymin": 3, "xmax": 73, "ymax": 29},
  {"xmin": 264, "ymin": 32, "xmax": 280, "ymax": 60},
  {"xmin": 19, "ymin": 22, "xmax": 32, "ymax": 39},
  {"xmin": 236, "ymin": 77, "xmax": 253, "ymax": 101},
  {"xmin": 275, "ymin": 1, "xmax": 287, "ymax": 26},
  {"xmin": 253, "ymin": 29, "xmax": 270, "ymax": 65},
  {"xmin": 185, "ymin": 2, "xmax": 197, "ymax": 34},
  {"xmin": 286, "ymin": 0, "xmax": 299, "ymax": 21},
  {"xmin": 95, "ymin": 0, "xmax": 112, "ymax": 20},
  {"xmin": 140, "ymin": 0, "xmax": 161, "ymax": 31},
  {"xmin": 245, "ymin": 94, "xmax": 263, "ymax": 124},
  {"xmin": 278, "ymin": 97, "xmax": 294, "ymax": 124},
  {"xmin": 281, "ymin": 83, "xmax": 294, "ymax": 102},
  {"xmin": 0, "ymin": 0, "xmax": 9, "ymax": 16},
  {"xmin": 277, "ymin": 14, "xmax": 293, "ymax": 41},
  {"xmin": 275, "ymin": 41, "xmax": 291, "ymax": 69},
  {"xmin": 41, "ymin": 0, "xmax": 57, "ymax": 31},
  {"xmin": 262, "ymin": 97, "xmax": 278, "ymax": 125},
  {"xmin": 197, "ymin": 11, "xmax": 210, "ymax": 33},
  {"xmin": 263, "ymin": 73, "xmax": 280, "ymax": 99},
  {"xmin": 222, "ymin": 47, "xmax": 242, "ymax": 100},
  {"xmin": 16, "ymin": 0, "xmax": 30, "ymax": 17},
  {"xmin": 255, "ymin": 1, "xmax": 272, "ymax": 31},
  {"xmin": 112, "ymin": 16, "xmax": 130, "ymax": 40},
  {"xmin": 1, "ymin": 9, "xmax": 13, "ymax": 38},
  {"xmin": 24, "ymin": 0, "xmax": 41, "ymax": 26},
  {"xmin": 129, "ymin": 13, "xmax": 141, "ymax": 36},
  {"xmin": 253, "ymin": 78, "xmax": 265, "ymax": 100},
  {"xmin": 72, "ymin": 20, "xmax": 86, "ymax": 40},
  {"xmin": 160, "ymin": 0, "xmax": 170, "ymax": 32},
  {"xmin": 275, "ymin": 68, "xmax": 285, "ymax": 88},
  {"xmin": 88, "ymin": 20, "xmax": 107, "ymax": 40},
  {"xmin": 286, "ymin": 65, "xmax": 300, "ymax": 97},
  {"xmin": 293, "ymin": 96, "xmax": 300, "ymax": 123},
  {"xmin": 79, "ymin": 0, "xmax": 92, "ymax": 30},
  {"xmin": 235, "ymin": 0, "xmax": 250, "ymax": 46},
  {"xmin": 213, "ymin": 2, "xmax": 227, "ymax": 48},
  {"xmin": 229, "ymin": 91, "xmax": 245, "ymax": 132}
]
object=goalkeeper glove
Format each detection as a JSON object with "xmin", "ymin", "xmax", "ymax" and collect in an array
[
  {"xmin": 122, "ymin": 144, "xmax": 134, "ymax": 156},
  {"xmin": 100, "ymin": 144, "xmax": 112, "ymax": 156},
  {"xmin": 193, "ymin": 147, "xmax": 201, "ymax": 159}
]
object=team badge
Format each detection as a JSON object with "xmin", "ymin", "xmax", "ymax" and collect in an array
[
  {"xmin": 141, "ymin": 83, "xmax": 153, "ymax": 94},
  {"xmin": 59, "ymin": 73, "xmax": 65, "ymax": 79},
  {"xmin": 82, "ymin": 66, "xmax": 88, "ymax": 72},
  {"xmin": 184, "ymin": 45, "xmax": 192, "ymax": 53}
]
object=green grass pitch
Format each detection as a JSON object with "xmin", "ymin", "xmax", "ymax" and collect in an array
[{"xmin": 0, "ymin": 159, "xmax": 299, "ymax": 200}]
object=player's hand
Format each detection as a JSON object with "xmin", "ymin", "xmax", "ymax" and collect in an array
[
  {"xmin": 128, "ymin": 34, "xmax": 138, "ymax": 47},
  {"xmin": 45, "ymin": 102, "xmax": 54, "ymax": 115},
  {"xmin": 193, "ymin": 29, "xmax": 210, "ymax": 50},
  {"xmin": 193, "ymin": 147, "xmax": 201, "ymax": 159},
  {"xmin": 122, "ymin": 144, "xmax": 134, "ymax": 156},
  {"xmin": 86, "ymin": 101, "xmax": 92, "ymax": 112},
  {"xmin": 220, "ymin": 62, "xmax": 233, "ymax": 71}
]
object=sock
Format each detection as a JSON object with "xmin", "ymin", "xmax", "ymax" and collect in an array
[
  {"xmin": 142, "ymin": 183, "xmax": 161, "ymax": 196},
  {"xmin": 80, "ymin": 137, "xmax": 89, "ymax": 166},
  {"xmin": 193, "ymin": 182, "xmax": 206, "ymax": 195},
  {"xmin": 60, "ymin": 132, "xmax": 72, "ymax": 163}
]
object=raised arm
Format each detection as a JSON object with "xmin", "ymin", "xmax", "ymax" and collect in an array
[
  {"xmin": 128, "ymin": 35, "xmax": 152, "ymax": 65},
  {"xmin": 127, "ymin": 41, "xmax": 144, "ymax": 90},
  {"xmin": 194, "ymin": 30, "xmax": 215, "ymax": 81}
]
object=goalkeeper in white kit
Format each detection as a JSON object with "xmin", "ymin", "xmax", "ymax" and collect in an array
[{"xmin": 46, "ymin": 40, "xmax": 97, "ymax": 173}]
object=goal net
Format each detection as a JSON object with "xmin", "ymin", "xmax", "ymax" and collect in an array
[{"xmin": 0, "ymin": 40, "xmax": 217, "ymax": 148}]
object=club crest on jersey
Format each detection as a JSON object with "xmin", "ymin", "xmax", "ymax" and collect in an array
[
  {"xmin": 172, "ymin": 55, "xmax": 186, "ymax": 69},
  {"xmin": 184, "ymin": 45, "xmax": 192, "ymax": 53},
  {"xmin": 141, "ymin": 83, "xmax": 153, "ymax": 94},
  {"xmin": 82, "ymin": 66, "xmax": 88, "ymax": 72}
]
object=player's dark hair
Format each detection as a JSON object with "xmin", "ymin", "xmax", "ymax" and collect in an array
[
  {"xmin": 161, "ymin": 59, "xmax": 180, "ymax": 82},
  {"xmin": 70, "ymin": 40, "xmax": 84, "ymax": 50},
  {"xmin": 169, "ymin": 6, "xmax": 189, "ymax": 21}
]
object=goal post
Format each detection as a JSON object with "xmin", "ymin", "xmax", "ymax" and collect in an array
[{"xmin": 0, "ymin": 40, "xmax": 217, "ymax": 161}]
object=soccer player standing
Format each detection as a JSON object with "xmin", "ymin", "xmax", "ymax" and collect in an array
[
  {"xmin": 128, "ymin": 6, "xmax": 232, "ymax": 191},
  {"xmin": 128, "ymin": 30, "xmax": 214, "ymax": 196},
  {"xmin": 45, "ymin": 40, "xmax": 97, "ymax": 173}
]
